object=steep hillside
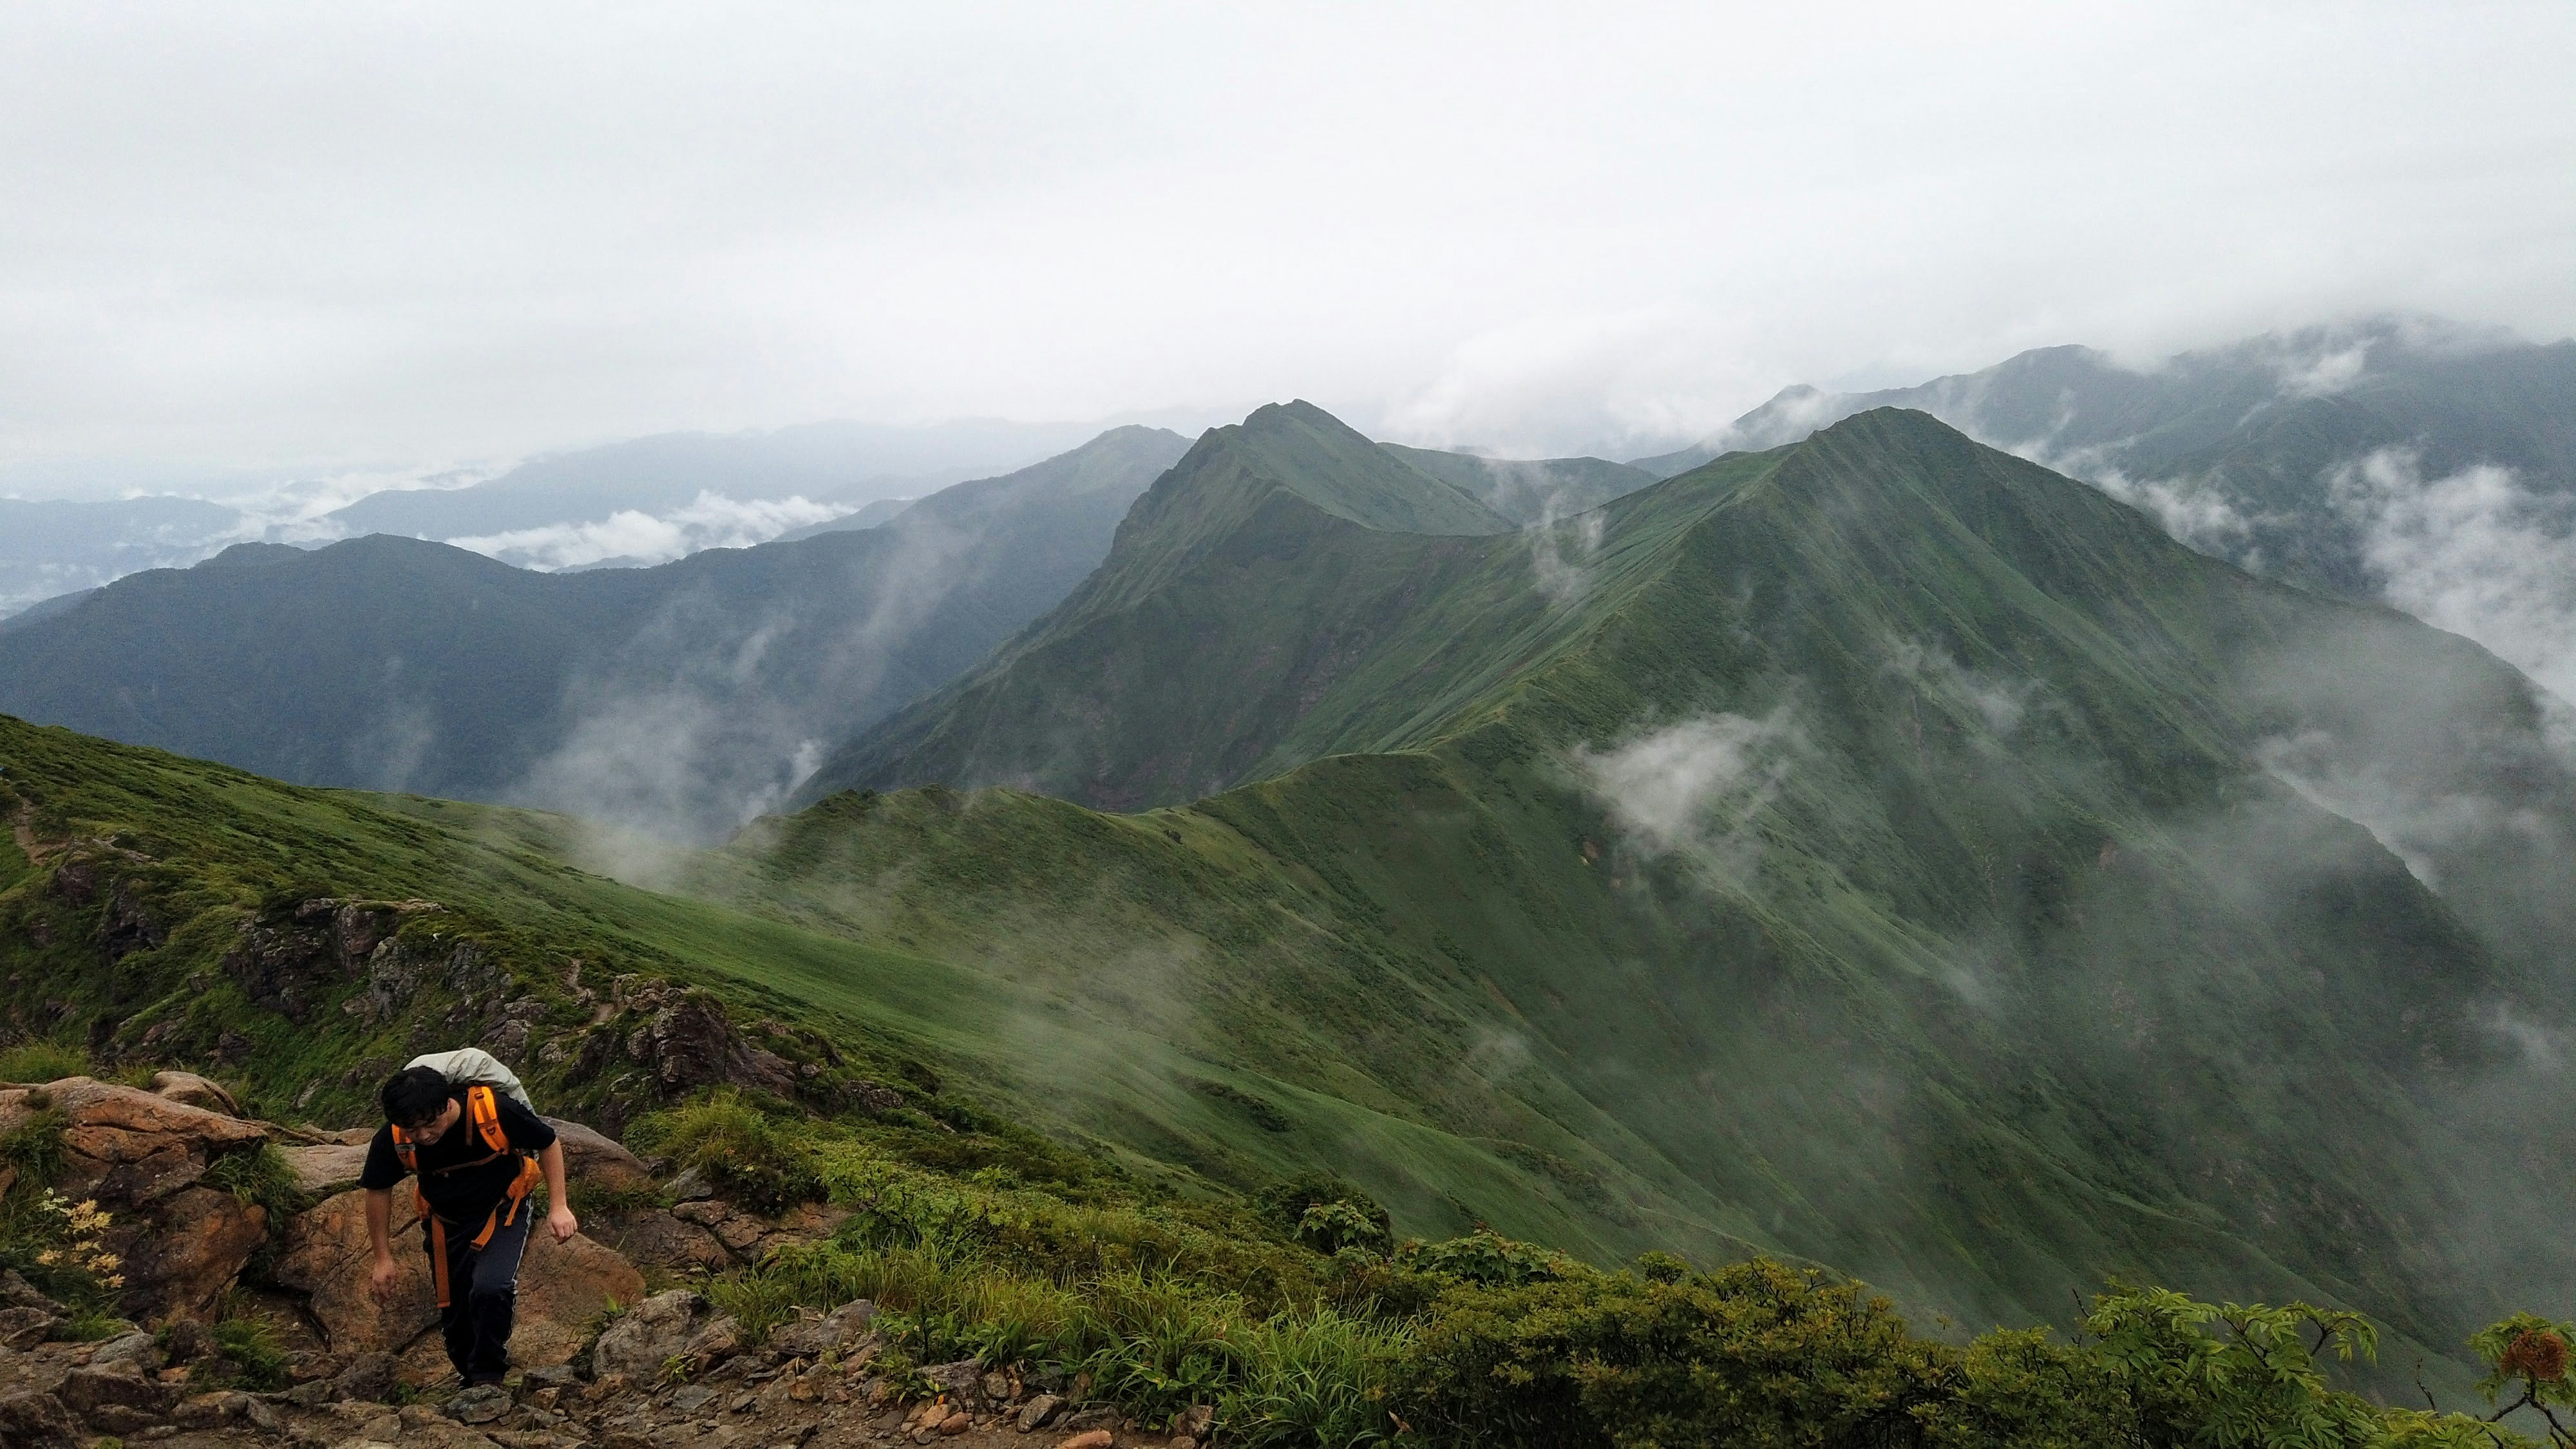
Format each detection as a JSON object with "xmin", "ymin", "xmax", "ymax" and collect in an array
[
  {"xmin": 8, "ymin": 408, "xmax": 2572, "ymax": 1378},
  {"xmin": 802, "ymin": 404, "xmax": 1515, "ymax": 808},
  {"xmin": 775, "ymin": 407, "xmax": 2576, "ymax": 1356}
]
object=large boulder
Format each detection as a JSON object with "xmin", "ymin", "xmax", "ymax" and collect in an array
[
  {"xmin": 541, "ymin": 1118, "xmax": 652, "ymax": 1193},
  {"xmin": 122, "ymin": 1187, "xmax": 266, "ymax": 1319},
  {"xmin": 277, "ymin": 1187, "xmax": 641, "ymax": 1365},
  {"xmin": 38, "ymin": 1077, "xmax": 268, "ymax": 1207},
  {"xmin": 279, "ymin": 1141, "xmax": 372, "ymax": 1196},
  {"xmin": 273, "ymin": 1188, "xmax": 437, "ymax": 1354},
  {"xmin": 149, "ymin": 1070, "xmax": 240, "ymax": 1115},
  {"xmin": 509, "ymin": 1224, "xmax": 645, "ymax": 1367},
  {"xmin": 0, "ymin": 1388, "xmax": 81, "ymax": 1449},
  {"xmin": 595, "ymin": 1209, "xmax": 730, "ymax": 1273}
]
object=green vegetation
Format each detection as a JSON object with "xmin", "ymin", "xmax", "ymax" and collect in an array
[
  {"xmin": 0, "ymin": 1041, "xmax": 88, "ymax": 1083},
  {"xmin": 3, "ymin": 402, "xmax": 2573, "ymax": 1416},
  {"xmin": 667, "ymin": 1102, "xmax": 2557, "ymax": 1449}
]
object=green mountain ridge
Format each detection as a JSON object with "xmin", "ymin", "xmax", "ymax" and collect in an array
[
  {"xmin": 3, "ymin": 402, "xmax": 2571, "ymax": 1394},
  {"xmin": 785, "ymin": 403, "xmax": 2576, "ymax": 1356}
]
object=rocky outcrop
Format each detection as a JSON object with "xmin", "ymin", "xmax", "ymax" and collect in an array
[
  {"xmin": 222, "ymin": 897, "xmax": 445, "ymax": 1023},
  {"xmin": 274, "ymin": 1184, "xmax": 641, "ymax": 1365},
  {"xmin": 272, "ymin": 1187, "xmax": 435, "ymax": 1354},
  {"xmin": 590, "ymin": 1288, "xmax": 712, "ymax": 1379},
  {"xmin": 545, "ymin": 1116, "xmax": 652, "ymax": 1191},
  {"xmin": 609, "ymin": 980, "xmax": 797, "ymax": 1095},
  {"xmin": 279, "ymin": 1140, "xmax": 372, "ymax": 1195},
  {"xmin": 128, "ymin": 1187, "xmax": 269, "ymax": 1318},
  {"xmin": 0, "ymin": 1077, "xmax": 272, "ymax": 1318}
]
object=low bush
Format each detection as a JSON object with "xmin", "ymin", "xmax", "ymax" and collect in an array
[
  {"xmin": 627, "ymin": 1091, "xmax": 822, "ymax": 1213},
  {"xmin": 0, "ymin": 1041, "xmax": 86, "ymax": 1084}
]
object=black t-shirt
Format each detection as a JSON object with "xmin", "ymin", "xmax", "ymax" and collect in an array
[{"xmin": 359, "ymin": 1089, "xmax": 556, "ymax": 1226}]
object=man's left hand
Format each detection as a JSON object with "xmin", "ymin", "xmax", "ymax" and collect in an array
[{"xmin": 549, "ymin": 1204, "xmax": 579, "ymax": 1244}]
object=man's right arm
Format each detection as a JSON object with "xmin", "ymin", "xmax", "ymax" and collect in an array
[{"xmin": 366, "ymin": 1188, "xmax": 399, "ymax": 1296}]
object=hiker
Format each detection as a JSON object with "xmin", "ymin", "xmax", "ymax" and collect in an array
[{"xmin": 361, "ymin": 1061, "xmax": 578, "ymax": 1386}]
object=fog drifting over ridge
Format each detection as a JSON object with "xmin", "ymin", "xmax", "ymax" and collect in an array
[{"xmin": 3, "ymin": 2, "xmax": 2572, "ymax": 488}]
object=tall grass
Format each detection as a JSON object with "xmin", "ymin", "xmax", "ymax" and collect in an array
[
  {"xmin": 0, "ymin": 1041, "xmax": 88, "ymax": 1084},
  {"xmin": 706, "ymin": 1242, "xmax": 1405, "ymax": 1447}
]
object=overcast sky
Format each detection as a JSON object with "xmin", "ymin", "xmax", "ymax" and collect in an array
[{"xmin": 4, "ymin": 1, "xmax": 2572, "ymax": 495}]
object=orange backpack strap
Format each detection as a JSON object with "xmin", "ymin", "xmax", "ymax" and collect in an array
[{"xmin": 466, "ymin": 1085, "xmax": 510, "ymax": 1153}]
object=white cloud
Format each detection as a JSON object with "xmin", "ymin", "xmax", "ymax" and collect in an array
[
  {"xmin": 1570, "ymin": 711, "xmax": 1800, "ymax": 887},
  {"xmin": 2331, "ymin": 449, "xmax": 2576, "ymax": 705},
  {"xmin": 444, "ymin": 491, "xmax": 849, "ymax": 571}
]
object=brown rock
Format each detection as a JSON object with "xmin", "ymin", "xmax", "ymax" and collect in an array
[
  {"xmin": 274, "ymin": 1188, "xmax": 437, "ymax": 1354},
  {"xmin": 0, "ymin": 1390, "xmax": 81, "ymax": 1449},
  {"xmin": 127, "ymin": 1187, "xmax": 267, "ymax": 1319},
  {"xmin": 541, "ymin": 1119, "xmax": 652, "ymax": 1193},
  {"xmin": 595, "ymin": 1209, "xmax": 729, "ymax": 1273},
  {"xmin": 149, "ymin": 1071, "xmax": 240, "ymax": 1116},
  {"xmin": 682, "ymin": 1314, "xmax": 742, "ymax": 1369},
  {"xmin": 938, "ymin": 1409, "xmax": 971, "ymax": 1435},
  {"xmin": 279, "ymin": 1141, "xmax": 373, "ymax": 1196},
  {"xmin": 55, "ymin": 1365, "xmax": 179, "ymax": 1419},
  {"xmin": 510, "ymin": 1225, "xmax": 644, "ymax": 1367},
  {"xmin": 589, "ymin": 1288, "xmax": 707, "ymax": 1379},
  {"xmin": 173, "ymin": 1390, "xmax": 256, "ymax": 1429},
  {"xmin": 0, "ymin": 1305, "xmax": 59, "ymax": 1348},
  {"xmin": 80, "ymin": 1139, "xmax": 207, "ymax": 1205},
  {"xmin": 276, "ymin": 1186, "xmax": 639, "ymax": 1365},
  {"xmin": 711, "ymin": 1214, "xmax": 768, "ymax": 1254},
  {"xmin": 51, "ymin": 1077, "xmax": 268, "ymax": 1148},
  {"xmin": 669, "ymin": 1199, "xmax": 728, "ymax": 1227},
  {"xmin": 1059, "ymin": 1432, "xmax": 1113, "ymax": 1449}
]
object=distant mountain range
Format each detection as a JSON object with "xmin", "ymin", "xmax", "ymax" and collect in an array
[
  {"xmin": 0, "ymin": 412, "xmax": 1209, "ymax": 614},
  {"xmin": 0, "ymin": 426, "xmax": 1193, "ymax": 838},
  {"xmin": 1631, "ymin": 317, "xmax": 2576, "ymax": 701}
]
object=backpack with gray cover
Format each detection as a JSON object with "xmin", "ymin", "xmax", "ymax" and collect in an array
[{"xmin": 404, "ymin": 1047, "xmax": 535, "ymax": 1112}]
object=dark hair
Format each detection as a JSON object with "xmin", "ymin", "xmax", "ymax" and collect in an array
[{"xmin": 381, "ymin": 1066, "xmax": 453, "ymax": 1127}]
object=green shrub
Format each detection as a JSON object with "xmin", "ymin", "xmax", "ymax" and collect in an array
[
  {"xmin": 0, "ymin": 1105, "xmax": 66, "ymax": 1190},
  {"xmin": 627, "ymin": 1090, "xmax": 823, "ymax": 1214},
  {"xmin": 205, "ymin": 1304, "xmax": 294, "ymax": 1381},
  {"xmin": 1255, "ymin": 1171, "xmax": 1388, "ymax": 1244},
  {"xmin": 204, "ymin": 1142, "xmax": 302, "ymax": 1226},
  {"xmin": 0, "ymin": 1041, "xmax": 86, "ymax": 1084},
  {"xmin": 1395, "ymin": 1230, "xmax": 1567, "ymax": 1289}
]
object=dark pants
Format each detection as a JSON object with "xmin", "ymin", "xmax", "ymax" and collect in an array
[{"xmin": 424, "ymin": 1202, "xmax": 531, "ymax": 1385}]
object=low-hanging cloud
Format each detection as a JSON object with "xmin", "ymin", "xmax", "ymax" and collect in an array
[
  {"xmin": 446, "ymin": 491, "xmax": 853, "ymax": 571},
  {"xmin": 1569, "ymin": 710, "xmax": 1801, "ymax": 889},
  {"xmin": 1527, "ymin": 503, "xmax": 1605, "ymax": 605},
  {"xmin": 2331, "ymin": 448, "xmax": 2576, "ymax": 708}
]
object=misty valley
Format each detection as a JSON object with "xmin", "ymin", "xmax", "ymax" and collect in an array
[{"xmin": 8, "ymin": 321, "xmax": 2576, "ymax": 1448}]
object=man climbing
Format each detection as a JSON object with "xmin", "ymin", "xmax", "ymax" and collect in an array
[{"xmin": 361, "ymin": 1063, "xmax": 579, "ymax": 1386}]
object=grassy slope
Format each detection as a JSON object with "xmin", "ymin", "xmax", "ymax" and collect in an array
[{"xmin": 730, "ymin": 410, "xmax": 2576, "ymax": 1362}]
